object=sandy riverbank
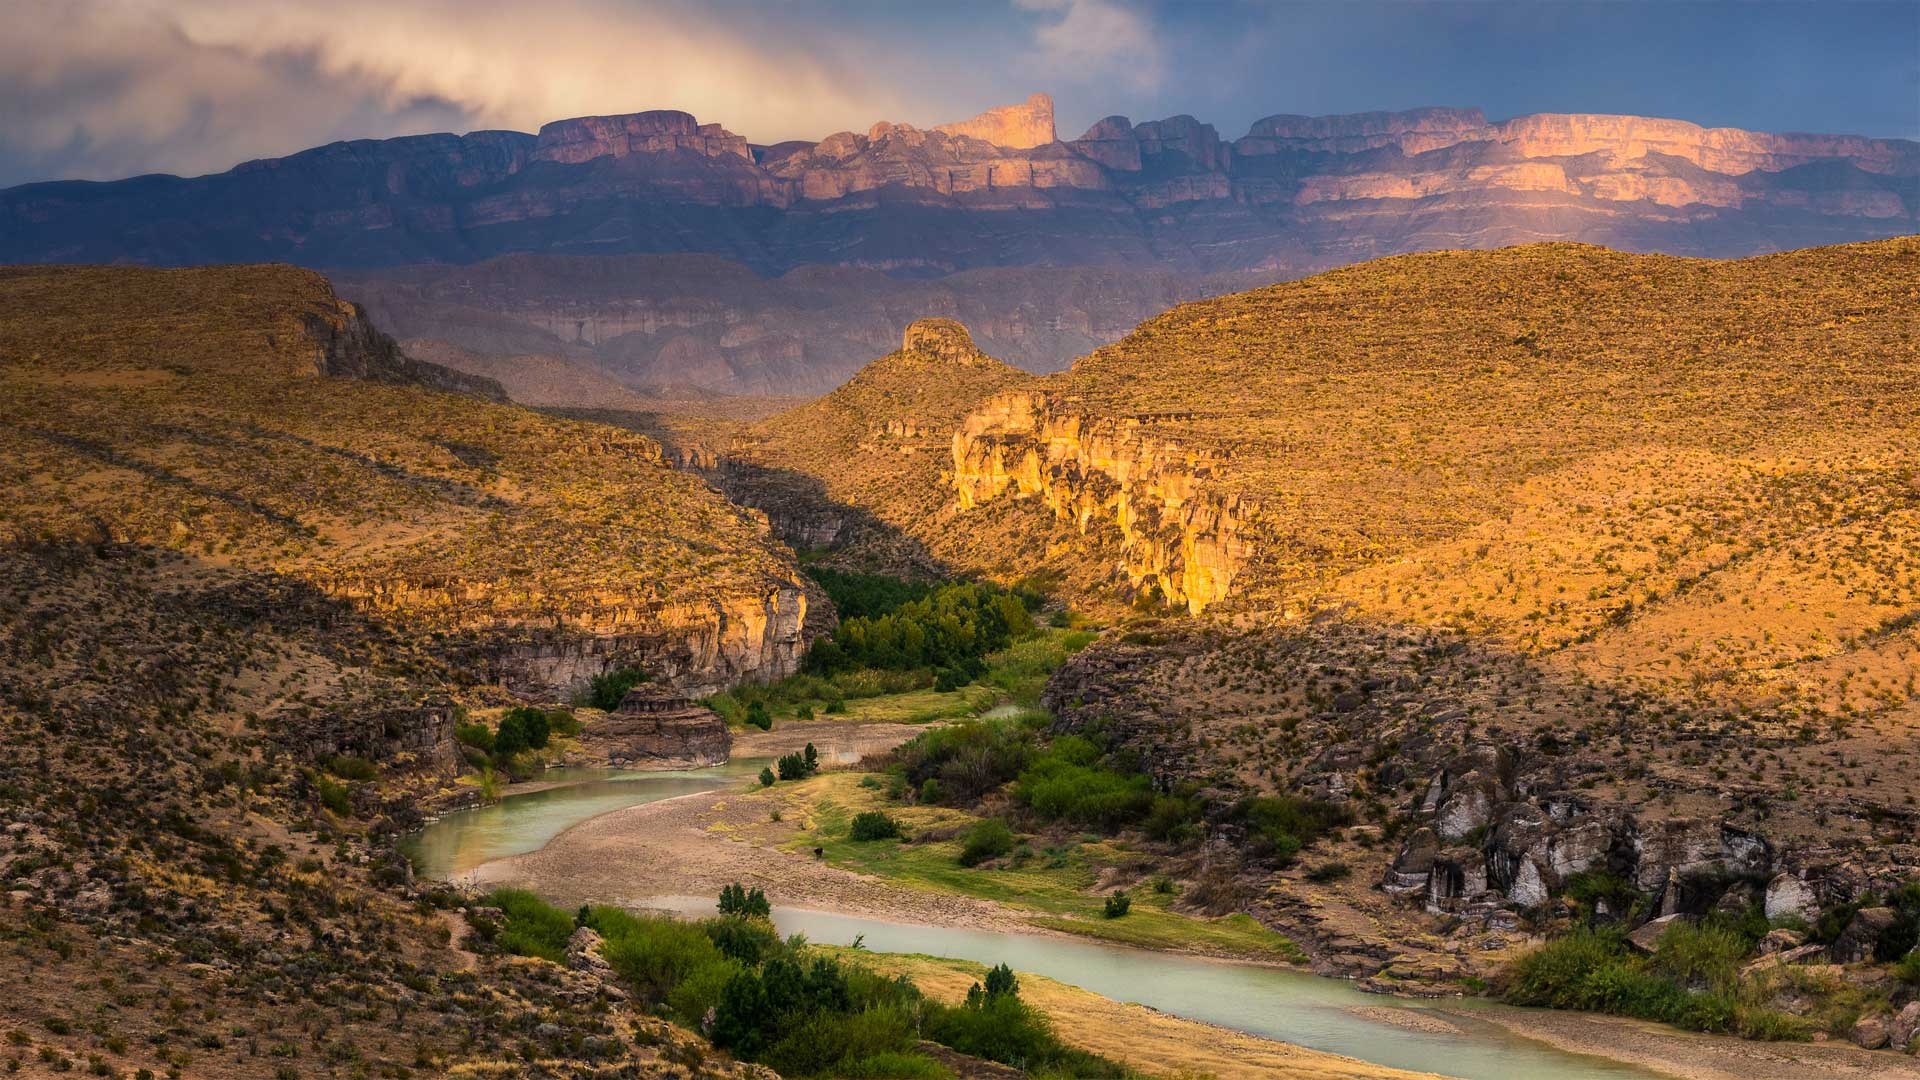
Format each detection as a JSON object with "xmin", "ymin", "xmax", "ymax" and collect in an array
[{"xmin": 1433, "ymin": 1004, "xmax": 1920, "ymax": 1080}]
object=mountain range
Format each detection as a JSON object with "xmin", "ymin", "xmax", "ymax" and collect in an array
[{"xmin": 4, "ymin": 94, "xmax": 1915, "ymax": 395}]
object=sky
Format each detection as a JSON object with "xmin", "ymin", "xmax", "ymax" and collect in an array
[{"xmin": 2, "ymin": 0, "xmax": 1915, "ymax": 188}]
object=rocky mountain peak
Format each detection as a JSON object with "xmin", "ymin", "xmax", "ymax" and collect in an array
[
  {"xmin": 900, "ymin": 317, "xmax": 982, "ymax": 362},
  {"xmin": 933, "ymin": 92, "xmax": 1057, "ymax": 148}
]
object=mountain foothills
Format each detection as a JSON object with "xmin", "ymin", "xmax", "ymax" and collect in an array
[
  {"xmin": 338, "ymin": 255, "xmax": 1254, "ymax": 396},
  {"xmin": 717, "ymin": 239, "xmax": 1920, "ymax": 988},
  {"xmin": 3, "ymin": 94, "xmax": 1913, "ymax": 394}
]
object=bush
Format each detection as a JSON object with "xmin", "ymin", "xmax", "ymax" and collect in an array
[
  {"xmin": 1236, "ymin": 795, "xmax": 1351, "ymax": 865},
  {"xmin": 1103, "ymin": 892, "xmax": 1131, "ymax": 919},
  {"xmin": 850, "ymin": 811, "xmax": 903, "ymax": 842},
  {"xmin": 745, "ymin": 701, "xmax": 774, "ymax": 731},
  {"xmin": 313, "ymin": 774, "xmax": 351, "ymax": 816},
  {"xmin": 958, "ymin": 819, "xmax": 1015, "ymax": 867},
  {"xmin": 453, "ymin": 721, "xmax": 494, "ymax": 753},
  {"xmin": 706, "ymin": 916, "xmax": 782, "ymax": 965},
  {"xmin": 923, "ymin": 992, "xmax": 1124, "ymax": 1077},
  {"xmin": 591, "ymin": 906, "xmax": 727, "ymax": 1004},
  {"xmin": 1013, "ymin": 736, "xmax": 1153, "ymax": 830},
  {"xmin": 587, "ymin": 666, "xmax": 651, "ymax": 710},
  {"xmin": 806, "ymin": 581, "xmax": 1038, "ymax": 677},
  {"xmin": 1306, "ymin": 861, "xmax": 1352, "ymax": 883},
  {"xmin": 326, "ymin": 754, "xmax": 377, "ymax": 781},
  {"xmin": 717, "ymin": 882, "xmax": 772, "ymax": 919},
  {"xmin": 485, "ymin": 888, "xmax": 575, "ymax": 963},
  {"xmin": 776, "ymin": 744, "xmax": 820, "ymax": 782},
  {"xmin": 1894, "ymin": 950, "xmax": 1920, "ymax": 986},
  {"xmin": 493, "ymin": 707, "xmax": 551, "ymax": 758},
  {"xmin": 759, "ymin": 766, "xmax": 776, "ymax": 787}
]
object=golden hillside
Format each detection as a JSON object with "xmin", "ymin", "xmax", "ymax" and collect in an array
[
  {"xmin": 711, "ymin": 318, "xmax": 1042, "ymax": 574},
  {"xmin": 0, "ymin": 264, "xmax": 813, "ymax": 695},
  {"xmin": 955, "ymin": 239, "xmax": 1920, "ymax": 719}
]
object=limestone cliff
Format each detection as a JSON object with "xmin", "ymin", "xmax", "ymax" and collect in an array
[
  {"xmin": 933, "ymin": 92, "xmax": 1058, "ymax": 149},
  {"xmin": 952, "ymin": 391, "xmax": 1247, "ymax": 614},
  {"xmin": 10, "ymin": 99, "xmax": 1910, "ymax": 274}
]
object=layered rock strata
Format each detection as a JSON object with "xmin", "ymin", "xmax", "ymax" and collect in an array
[
  {"xmin": 7, "ymin": 100, "xmax": 1911, "ymax": 272},
  {"xmin": 571, "ymin": 686, "xmax": 732, "ymax": 768},
  {"xmin": 952, "ymin": 392, "xmax": 1247, "ymax": 613}
]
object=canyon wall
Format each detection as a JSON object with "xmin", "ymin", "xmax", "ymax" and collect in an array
[{"xmin": 952, "ymin": 391, "xmax": 1249, "ymax": 613}]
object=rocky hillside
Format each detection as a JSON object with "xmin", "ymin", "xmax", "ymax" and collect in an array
[
  {"xmin": 339, "ymin": 254, "xmax": 1256, "ymax": 396},
  {"xmin": 0, "ymin": 265, "xmax": 815, "ymax": 699},
  {"xmin": 699, "ymin": 318, "xmax": 1040, "ymax": 575},
  {"xmin": 945, "ymin": 238, "xmax": 1920, "ymax": 978},
  {"xmin": 0, "ymin": 265, "xmax": 825, "ymax": 1078},
  {"xmin": 7, "ymin": 98, "xmax": 1911, "ymax": 275}
]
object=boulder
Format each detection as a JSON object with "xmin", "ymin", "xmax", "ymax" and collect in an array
[
  {"xmin": 1757, "ymin": 927, "xmax": 1807, "ymax": 954},
  {"xmin": 1851, "ymin": 1013, "xmax": 1890, "ymax": 1050},
  {"xmin": 1830, "ymin": 906, "xmax": 1898, "ymax": 964},
  {"xmin": 1891, "ymin": 1001, "xmax": 1920, "ymax": 1052},
  {"xmin": 1765, "ymin": 873, "xmax": 1819, "ymax": 922},
  {"xmin": 1627, "ymin": 913, "xmax": 1691, "ymax": 955}
]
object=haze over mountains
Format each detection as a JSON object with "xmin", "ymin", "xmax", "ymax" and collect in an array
[{"xmin": 5, "ymin": 93, "xmax": 1914, "ymax": 395}]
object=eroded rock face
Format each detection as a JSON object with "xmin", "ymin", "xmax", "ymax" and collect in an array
[
  {"xmin": 952, "ymin": 391, "xmax": 1248, "ymax": 613},
  {"xmin": 933, "ymin": 92, "xmax": 1057, "ymax": 149},
  {"xmin": 572, "ymin": 687, "xmax": 732, "ymax": 768},
  {"xmin": 8, "ymin": 100, "xmax": 1911, "ymax": 272}
]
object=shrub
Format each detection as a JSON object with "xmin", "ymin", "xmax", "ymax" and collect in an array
[
  {"xmin": 485, "ymin": 888, "xmax": 574, "ymax": 963},
  {"xmin": 745, "ymin": 701, "xmax": 774, "ymax": 731},
  {"xmin": 1236, "ymin": 795, "xmax": 1351, "ymax": 865},
  {"xmin": 1306, "ymin": 861, "xmax": 1352, "ymax": 884},
  {"xmin": 326, "ymin": 754, "xmax": 377, "ymax": 781},
  {"xmin": 493, "ymin": 707, "xmax": 551, "ymax": 758},
  {"xmin": 850, "ymin": 812, "xmax": 903, "ymax": 842},
  {"xmin": 1103, "ymin": 892, "xmax": 1131, "ymax": 919},
  {"xmin": 717, "ymin": 882, "xmax": 772, "ymax": 919},
  {"xmin": 1894, "ymin": 950, "xmax": 1920, "ymax": 986},
  {"xmin": 1013, "ymin": 736, "xmax": 1153, "ymax": 830},
  {"xmin": 958, "ymin": 819, "xmax": 1015, "ymax": 867},
  {"xmin": 591, "ymin": 906, "xmax": 726, "ymax": 1004},
  {"xmin": 706, "ymin": 916, "xmax": 782, "ymax": 965},
  {"xmin": 759, "ymin": 766, "xmax": 776, "ymax": 787},
  {"xmin": 453, "ymin": 721, "xmax": 494, "ymax": 752},
  {"xmin": 587, "ymin": 666, "xmax": 651, "ymax": 710},
  {"xmin": 313, "ymin": 773, "xmax": 351, "ymax": 816}
]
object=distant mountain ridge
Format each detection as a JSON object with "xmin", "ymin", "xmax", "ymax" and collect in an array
[{"xmin": 4, "ymin": 95, "xmax": 1913, "ymax": 273}]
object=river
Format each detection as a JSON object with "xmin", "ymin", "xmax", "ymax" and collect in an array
[{"xmin": 406, "ymin": 766, "xmax": 1666, "ymax": 1080}]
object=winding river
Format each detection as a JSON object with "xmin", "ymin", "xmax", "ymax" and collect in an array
[{"xmin": 406, "ymin": 767, "xmax": 1665, "ymax": 1080}]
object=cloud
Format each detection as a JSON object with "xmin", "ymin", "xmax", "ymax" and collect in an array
[
  {"xmin": 0, "ymin": 0, "xmax": 925, "ymax": 186},
  {"xmin": 1015, "ymin": 0, "xmax": 1164, "ymax": 92}
]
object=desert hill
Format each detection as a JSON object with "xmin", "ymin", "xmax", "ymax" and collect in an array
[
  {"xmin": 703, "ymin": 318, "xmax": 1040, "ymax": 573},
  {"xmin": 0, "ymin": 264, "xmax": 814, "ymax": 698},
  {"xmin": 935, "ymin": 238, "xmax": 1920, "ymax": 972},
  {"xmin": 0, "ymin": 264, "xmax": 841, "ymax": 1077}
]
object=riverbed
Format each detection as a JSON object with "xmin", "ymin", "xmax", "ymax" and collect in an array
[{"xmin": 406, "ymin": 763, "xmax": 1672, "ymax": 1080}]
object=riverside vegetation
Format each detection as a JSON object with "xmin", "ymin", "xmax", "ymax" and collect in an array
[{"xmin": 479, "ymin": 885, "xmax": 1136, "ymax": 1079}]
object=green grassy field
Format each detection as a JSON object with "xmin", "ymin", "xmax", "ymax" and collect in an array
[{"xmin": 784, "ymin": 774, "xmax": 1305, "ymax": 963}]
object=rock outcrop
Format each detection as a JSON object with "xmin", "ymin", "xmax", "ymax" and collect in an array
[
  {"xmin": 571, "ymin": 686, "xmax": 732, "ymax": 768},
  {"xmin": 952, "ymin": 392, "xmax": 1247, "ymax": 613},
  {"xmin": 933, "ymin": 92, "xmax": 1057, "ymax": 149}
]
